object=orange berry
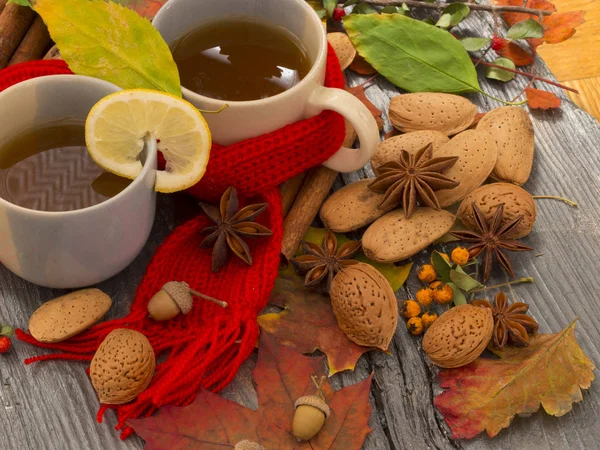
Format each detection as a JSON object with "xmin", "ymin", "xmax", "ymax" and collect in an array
[
  {"xmin": 415, "ymin": 288, "xmax": 434, "ymax": 307},
  {"xmin": 407, "ymin": 317, "xmax": 424, "ymax": 335},
  {"xmin": 451, "ymin": 247, "xmax": 470, "ymax": 266},
  {"xmin": 430, "ymin": 281, "xmax": 443, "ymax": 290},
  {"xmin": 421, "ymin": 312, "xmax": 438, "ymax": 328},
  {"xmin": 401, "ymin": 300, "xmax": 421, "ymax": 320},
  {"xmin": 418, "ymin": 264, "xmax": 437, "ymax": 283},
  {"xmin": 433, "ymin": 283, "xmax": 454, "ymax": 304}
]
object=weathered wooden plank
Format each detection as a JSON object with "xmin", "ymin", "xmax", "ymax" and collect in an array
[{"xmin": 1, "ymin": 4, "xmax": 600, "ymax": 450}]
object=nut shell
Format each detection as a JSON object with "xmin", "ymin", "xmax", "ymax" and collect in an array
[
  {"xmin": 162, "ymin": 281, "xmax": 193, "ymax": 314},
  {"xmin": 362, "ymin": 208, "xmax": 455, "ymax": 263},
  {"xmin": 389, "ymin": 93, "xmax": 477, "ymax": 135},
  {"xmin": 476, "ymin": 106, "xmax": 534, "ymax": 185},
  {"xmin": 433, "ymin": 130, "xmax": 498, "ymax": 208},
  {"xmin": 320, "ymin": 180, "xmax": 394, "ymax": 233},
  {"xmin": 371, "ymin": 130, "xmax": 449, "ymax": 175},
  {"xmin": 457, "ymin": 183, "xmax": 537, "ymax": 238},
  {"xmin": 29, "ymin": 288, "xmax": 112, "ymax": 343},
  {"xmin": 327, "ymin": 33, "xmax": 357, "ymax": 70},
  {"xmin": 90, "ymin": 329, "xmax": 155, "ymax": 405},
  {"xmin": 329, "ymin": 262, "xmax": 398, "ymax": 351},
  {"xmin": 422, "ymin": 304, "xmax": 493, "ymax": 368},
  {"xmin": 293, "ymin": 396, "xmax": 330, "ymax": 441},
  {"xmin": 147, "ymin": 290, "xmax": 181, "ymax": 321}
]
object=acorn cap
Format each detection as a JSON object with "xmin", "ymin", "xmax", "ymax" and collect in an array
[
  {"xmin": 162, "ymin": 281, "xmax": 193, "ymax": 315},
  {"xmin": 294, "ymin": 395, "xmax": 330, "ymax": 417}
]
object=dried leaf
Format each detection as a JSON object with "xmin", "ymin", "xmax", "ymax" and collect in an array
[
  {"xmin": 259, "ymin": 264, "xmax": 370, "ymax": 375},
  {"xmin": 346, "ymin": 81, "xmax": 383, "ymax": 131},
  {"xmin": 435, "ymin": 321, "xmax": 594, "ymax": 439},
  {"xmin": 494, "ymin": 0, "xmax": 556, "ymax": 27},
  {"xmin": 526, "ymin": 87, "xmax": 562, "ymax": 109},
  {"xmin": 349, "ymin": 53, "xmax": 378, "ymax": 75},
  {"xmin": 129, "ymin": 334, "xmax": 374, "ymax": 449},
  {"xmin": 345, "ymin": 14, "xmax": 481, "ymax": 94},
  {"xmin": 496, "ymin": 41, "xmax": 534, "ymax": 66},
  {"xmin": 34, "ymin": 0, "xmax": 181, "ymax": 96}
]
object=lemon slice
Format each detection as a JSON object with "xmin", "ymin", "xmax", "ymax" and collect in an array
[{"xmin": 85, "ymin": 89, "xmax": 211, "ymax": 193}]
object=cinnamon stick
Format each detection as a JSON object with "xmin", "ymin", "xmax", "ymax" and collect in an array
[
  {"xmin": 8, "ymin": 15, "xmax": 51, "ymax": 66},
  {"xmin": 281, "ymin": 172, "xmax": 308, "ymax": 217},
  {"xmin": 0, "ymin": 1, "xmax": 8, "ymax": 15},
  {"xmin": 281, "ymin": 166, "xmax": 338, "ymax": 261},
  {"xmin": 0, "ymin": 3, "xmax": 36, "ymax": 69}
]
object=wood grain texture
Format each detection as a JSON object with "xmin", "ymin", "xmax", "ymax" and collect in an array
[
  {"xmin": 564, "ymin": 78, "xmax": 600, "ymax": 122},
  {"xmin": 1, "ymin": 5, "xmax": 600, "ymax": 450}
]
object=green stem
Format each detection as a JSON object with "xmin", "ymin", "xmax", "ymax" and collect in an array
[
  {"xmin": 470, "ymin": 277, "xmax": 534, "ymax": 293},
  {"xmin": 478, "ymin": 89, "xmax": 528, "ymax": 106},
  {"xmin": 533, "ymin": 195, "xmax": 578, "ymax": 207}
]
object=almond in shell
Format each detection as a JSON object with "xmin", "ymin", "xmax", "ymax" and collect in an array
[
  {"xmin": 327, "ymin": 33, "xmax": 356, "ymax": 70},
  {"xmin": 476, "ymin": 106, "xmax": 534, "ymax": 185},
  {"xmin": 329, "ymin": 262, "xmax": 398, "ymax": 351},
  {"xmin": 457, "ymin": 183, "xmax": 537, "ymax": 238},
  {"xmin": 90, "ymin": 329, "xmax": 155, "ymax": 405},
  {"xmin": 29, "ymin": 288, "xmax": 112, "ymax": 343},
  {"xmin": 434, "ymin": 130, "xmax": 498, "ymax": 208},
  {"xmin": 422, "ymin": 304, "xmax": 493, "ymax": 368},
  {"xmin": 362, "ymin": 208, "xmax": 455, "ymax": 263},
  {"xmin": 371, "ymin": 130, "xmax": 450, "ymax": 175},
  {"xmin": 320, "ymin": 179, "xmax": 394, "ymax": 232},
  {"xmin": 389, "ymin": 93, "xmax": 477, "ymax": 136}
]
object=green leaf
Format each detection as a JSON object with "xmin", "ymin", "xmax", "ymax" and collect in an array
[
  {"xmin": 436, "ymin": 4, "xmax": 470, "ymax": 29},
  {"xmin": 485, "ymin": 57, "xmax": 516, "ymax": 82},
  {"xmin": 447, "ymin": 282, "xmax": 467, "ymax": 306},
  {"xmin": 352, "ymin": 3, "xmax": 378, "ymax": 14},
  {"xmin": 34, "ymin": 0, "xmax": 181, "ymax": 96},
  {"xmin": 431, "ymin": 251, "xmax": 452, "ymax": 282},
  {"xmin": 303, "ymin": 227, "xmax": 412, "ymax": 291},
  {"xmin": 343, "ymin": 0, "xmax": 360, "ymax": 6},
  {"xmin": 7, "ymin": 0, "xmax": 32, "ymax": 6},
  {"xmin": 381, "ymin": 5, "xmax": 407, "ymax": 15},
  {"xmin": 345, "ymin": 14, "xmax": 481, "ymax": 94},
  {"xmin": 449, "ymin": 267, "xmax": 483, "ymax": 292},
  {"xmin": 1, "ymin": 326, "xmax": 14, "ymax": 337},
  {"xmin": 323, "ymin": 0, "xmax": 337, "ymax": 17},
  {"xmin": 460, "ymin": 37, "xmax": 491, "ymax": 51},
  {"xmin": 507, "ymin": 18, "xmax": 544, "ymax": 40}
]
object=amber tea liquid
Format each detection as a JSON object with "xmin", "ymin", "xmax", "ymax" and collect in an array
[
  {"xmin": 171, "ymin": 18, "xmax": 312, "ymax": 101},
  {"xmin": 0, "ymin": 120, "xmax": 131, "ymax": 212}
]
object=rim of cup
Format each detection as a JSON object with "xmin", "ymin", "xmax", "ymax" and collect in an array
[{"xmin": 0, "ymin": 74, "xmax": 157, "ymax": 218}]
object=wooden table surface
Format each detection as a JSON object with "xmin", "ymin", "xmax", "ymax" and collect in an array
[{"xmin": 1, "ymin": 7, "xmax": 600, "ymax": 450}]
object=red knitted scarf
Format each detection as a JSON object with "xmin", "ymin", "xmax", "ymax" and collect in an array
[{"xmin": 3, "ymin": 47, "xmax": 345, "ymax": 439}]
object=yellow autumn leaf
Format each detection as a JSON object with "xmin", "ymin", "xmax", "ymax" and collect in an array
[{"xmin": 34, "ymin": 0, "xmax": 181, "ymax": 96}]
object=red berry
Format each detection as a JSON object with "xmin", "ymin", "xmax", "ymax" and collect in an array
[
  {"xmin": 332, "ymin": 7, "xmax": 346, "ymax": 22},
  {"xmin": 0, "ymin": 336, "xmax": 11, "ymax": 354},
  {"xmin": 491, "ymin": 36, "xmax": 507, "ymax": 51}
]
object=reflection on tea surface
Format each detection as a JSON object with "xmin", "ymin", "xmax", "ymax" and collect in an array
[
  {"xmin": 0, "ymin": 120, "xmax": 131, "ymax": 212},
  {"xmin": 171, "ymin": 18, "xmax": 312, "ymax": 101}
]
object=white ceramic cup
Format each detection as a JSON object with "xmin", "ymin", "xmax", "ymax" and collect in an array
[
  {"xmin": 153, "ymin": 0, "xmax": 379, "ymax": 173},
  {"xmin": 0, "ymin": 75, "xmax": 157, "ymax": 289}
]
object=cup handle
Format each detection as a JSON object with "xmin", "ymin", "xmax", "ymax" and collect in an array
[{"xmin": 305, "ymin": 85, "xmax": 380, "ymax": 172}]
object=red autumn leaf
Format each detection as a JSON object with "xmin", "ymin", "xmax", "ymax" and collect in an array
[
  {"xmin": 526, "ymin": 87, "xmax": 562, "ymax": 109},
  {"xmin": 434, "ymin": 321, "xmax": 594, "ymax": 439},
  {"xmin": 115, "ymin": 0, "xmax": 168, "ymax": 19},
  {"xmin": 259, "ymin": 264, "xmax": 371, "ymax": 375},
  {"xmin": 494, "ymin": 0, "xmax": 555, "ymax": 27},
  {"xmin": 346, "ymin": 78, "xmax": 383, "ymax": 129},
  {"xmin": 128, "ymin": 333, "xmax": 373, "ymax": 449},
  {"xmin": 496, "ymin": 41, "xmax": 534, "ymax": 66}
]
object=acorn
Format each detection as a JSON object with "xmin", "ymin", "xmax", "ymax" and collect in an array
[
  {"xmin": 147, "ymin": 281, "xmax": 227, "ymax": 321},
  {"xmin": 292, "ymin": 394, "xmax": 331, "ymax": 441}
]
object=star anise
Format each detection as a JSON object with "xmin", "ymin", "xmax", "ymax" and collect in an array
[
  {"xmin": 291, "ymin": 230, "xmax": 361, "ymax": 293},
  {"xmin": 451, "ymin": 203, "xmax": 533, "ymax": 283},
  {"xmin": 199, "ymin": 186, "xmax": 272, "ymax": 272},
  {"xmin": 472, "ymin": 291, "xmax": 539, "ymax": 348},
  {"xmin": 368, "ymin": 143, "xmax": 459, "ymax": 218}
]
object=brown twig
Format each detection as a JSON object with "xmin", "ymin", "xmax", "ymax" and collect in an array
[
  {"xmin": 364, "ymin": 0, "xmax": 553, "ymax": 16},
  {"xmin": 8, "ymin": 15, "xmax": 51, "ymax": 66},
  {"xmin": 0, "ymin": 3, "xmax": 36, "ymax": 69},
  {"xmin": 473, "ymin": 59, "xmax": 580, "ymax": 94},
  {"xmin": 188, "ymin": 288, "xmax": 228, "ymax": 308}
]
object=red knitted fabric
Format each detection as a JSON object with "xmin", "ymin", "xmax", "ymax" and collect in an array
[{"xmin": 6, "ymin": 46, "xmax": 345, "ymax": 439}]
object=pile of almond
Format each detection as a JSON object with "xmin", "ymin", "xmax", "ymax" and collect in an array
[{"xmin": 320, "ymin": 93, "xmax": 537, "ymax": 263}]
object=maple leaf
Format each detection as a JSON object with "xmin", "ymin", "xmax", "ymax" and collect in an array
[
  {"xmin": 526, "ymin": 87, "xmax": 562, "ymax": 109},
  {"xmin": 434, "ymin": 321, "xmax": 594, "ymax": 439},
  {"xmin": 128, "ymin": 334, "xmax": 373, "ymax": 449},
  {"xmin": 496, "ymin": 41, "xmax": 534, "ymax": 66},
  {"xmin": 347, "ymin": 78, "xmax": 384, "ymax": 129}
]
